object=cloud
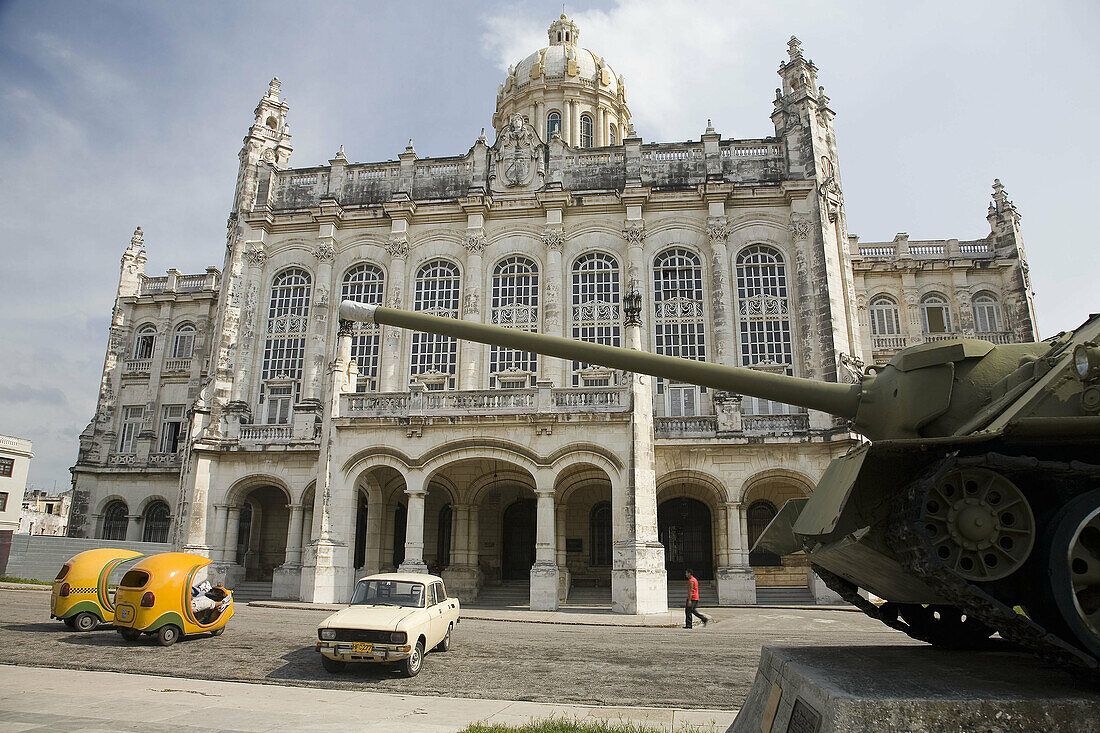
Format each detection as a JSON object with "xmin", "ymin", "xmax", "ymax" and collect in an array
[{"xmin": 0, "ymin": 385, "xmax": 70, "ymax": 408}]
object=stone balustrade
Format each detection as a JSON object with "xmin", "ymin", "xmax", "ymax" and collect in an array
[
  {"xmin": 163, "ymin": 358, "xmax": 193, "ymax": 373},
  {"xmin": 741, "ymin": 413, "xmax": 811, "ymax": 436},
  {"xmin": 342, "ymin": 386, "xmax": 629, "ymax": 418},
  {"xmin": 138, "ymin": 269, "xmax": 220, "ymax": 296},
  {"xmin": 239, "ymin": 424, "xmax": 293, "ymax": 442},
  {"xmin": 123, "ymin": 359, "xmax": 152, "ymax": 375}
]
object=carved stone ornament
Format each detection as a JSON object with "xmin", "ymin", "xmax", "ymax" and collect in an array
[
  {"xmin": 542, "ymin": 230, "xmax": 565, "ymax": 252},
  {"xmin": 262, "ymin": 149, "xmax": 275, "ymax": 163},
  {"xmin": 313, "ymin": 241, "xmax": 337, "ymax": 263},
  {"xmin": 462, "ymin": 233, "xmax": 486, "ymax": 255},
  {"xmin": 706, "ymin": 221, "xmax": 730, "ymax": 243},
  {"xmin": 490, "ymin": 114, "xmax": 545, "ymax": 192},
  {"xmin": 788, "ymin": 216, "xmax": 811, "ymax": 241},
  {"xmin": 621, "ymin": 223, "xmax": 647, "ymax": 246},
  {"xmin": 242, "ymin": 246, "xmax": 267, "ymax": 267},
  {"xmin": 385, "ymin": 236, "xmax": 409, "ymax": 260}
]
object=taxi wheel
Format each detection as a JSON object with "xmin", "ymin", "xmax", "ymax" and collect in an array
[
  {"xmin": 321, "ymin": 656, "xmax": 346, "ymax": 674},
  {"xmin": 210, "ymin": 627, "xmax": 225, "ymax": 637},
  {"xmin": 73, "ymin": 612, "xmax": 99, "ymax": 632},
  {"xmin": 433, "ymin": 625, "xmax": 452, "ymax": 652},
  {"xmin": 157, "ymin": 625, "xmax": 181, "ymax": 647},
  {"xmin": 119, "ymin": 628, "xmax": 142, "ymax": 642},
  {"xmin": 400, "ymin": 640, "xmax": 425, "ymax": 678}
]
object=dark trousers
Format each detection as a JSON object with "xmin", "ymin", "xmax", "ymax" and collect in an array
[{"xmin": 685, "ymin": 599, "xmax": 707, "ymax": 628}]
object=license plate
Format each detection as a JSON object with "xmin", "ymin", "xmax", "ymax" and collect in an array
[
  {"xmin": 116, "ymin": 606, "xmax": 132, "ymax": 622},
  {"xmin": 352, "ymin": 642, "xmax": 372, "ymax": 654}
]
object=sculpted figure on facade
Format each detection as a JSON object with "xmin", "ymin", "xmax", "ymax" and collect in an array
[{"xmin": 490, "ymin": 114, "xmax": 545, "ymax": 192}]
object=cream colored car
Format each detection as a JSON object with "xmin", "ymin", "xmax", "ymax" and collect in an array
[{"xmin": 316, "ymin": 573, "xmax": 460, "ymax": 677}]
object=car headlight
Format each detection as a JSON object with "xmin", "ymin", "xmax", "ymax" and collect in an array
[
  {"xmin": 319, "ymin": 628, "xmax": 336, "ymax": 641},
  {"xmin": 390, "ymin": 631, "xmax": 406, "ymax": 644}
]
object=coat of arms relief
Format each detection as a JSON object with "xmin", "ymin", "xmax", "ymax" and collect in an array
[{"xmin": 489, "ymin": 114, "xmax": 546, "ymax": 193}]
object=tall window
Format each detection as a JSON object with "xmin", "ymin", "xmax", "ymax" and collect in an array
[
  {"xmin": 571, "ymin": 253, "xmax": 621, "ymax": 386},
  {"xmin": 736, "ymin": 245, "xmax": 793, "ymax": 414},
  {"xmin": 342, "ymin": 264, "xmax": 386, "ymax": 391},
  {"xmin": 411, "ymin": 260, "xmax": 460, "ymax": 390},
  {"xmin": 171, "ymin": 323, "xmax": 195, "ymax": 359},
  {"xmin": 580, "ymin": 113, "xmax": 594, "ymax": 148},
  {"xmin": 490, "ymin": 256, "xmax": 539, "ymax": 386},
  {"xmin": 102, "ymin": 500, "xmax": 128, "ymax": 541},
  {"xmin": 921, "ymin": 293, "xmax": 952, "ymax": 333},
  {"xmin": 654, "ymin": 248, "xmax": 706, "ymax": 414},
  {"xmin": 118, "ymin": 406, "xmax": 144, "ymax": 454},
  {"xmin": 132, "ymin": 324, "xmax": 156, "ymax": 360},
  {"xmin": 973, "ymin": 292, "xmax": 1001, "ymax": 333},
  {"xmin": 0, "ymin": 457, "xmax": 13, "ymax": 477},
  {"xmin": 546, "ymin": 110, "xmax": 562, "ymax": 140},
  {"xmin": 869, "ymin": 295, "xmax": 901, "ymax": 336},
  {"xmin": 262, "ymin": 268, "xmax": 311, "ymax": 405},
  {"xmin": 158, "ymin": 405, "xmax": 185, "ymax": 453},
  {"xmin": 142, "ymin": 501, "xmax": 171, "ymax": 543},
  {"xmin": 590, "ymin": 502, "xmax": 612, "ymax": 567}
]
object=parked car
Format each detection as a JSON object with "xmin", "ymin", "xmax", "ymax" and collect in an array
[
  {"xmin": 51, "ymin": 548, "xmax": 144, "ymax": 631},
  {"xmin": 316, "ymin": 572, "xmax": 460, "ymax": 677}
]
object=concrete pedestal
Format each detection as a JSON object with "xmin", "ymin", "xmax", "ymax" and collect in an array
[
  {"xmin": 716, "ymin": 566, "xmax": 756, "ymax": 605},
  {"xmin": 729, "ymin": 645, "xmax": 1100, "ymax": 733},
  {"xmin": 441, "ymin": 564, "xmax": 480, "ymax": 605},
  {"xmin": 271, "ymin": 564, "xmax": 301, "ymax": 600},
  {"xmin": 612, "ymin": 542, "xmax": 668, "ymax": 615},
  {"xmin": 529, "ymin": 562, "xmax": 560, "ymax": 611},
  {"xmin": 310, "ymin": 539, "xmax": 351, "ymax": 604},
  {"xmin": 807, "ymin": 570, "xmax": 843, "ymax": 605}
]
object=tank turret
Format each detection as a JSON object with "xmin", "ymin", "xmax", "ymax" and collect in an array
[{"xmin": 339, "ymin": 300, "xmax": 1100, "ymax": 671}]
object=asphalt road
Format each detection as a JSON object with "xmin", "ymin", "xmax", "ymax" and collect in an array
[{"xmin": 0, "ymin": 588, "xmax": 920, "ymax": 709}]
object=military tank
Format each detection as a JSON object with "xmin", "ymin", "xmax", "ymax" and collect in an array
[{"xmin": 339, "ymin": 300, "xmax": 1100, "ymax": 671}]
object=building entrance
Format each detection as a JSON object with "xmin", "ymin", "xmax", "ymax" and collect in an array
[
  {"xmin": 501, "ymin": 498, "xmax": 535, "ymax": 580},
  {"xmin": 658, "ymin": 497, "xmax": 713, "ymax": 580}
]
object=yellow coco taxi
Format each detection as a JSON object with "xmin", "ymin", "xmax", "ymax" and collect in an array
[
  {"xmin": 113, "ymin": 552, "xmax": 234, "ymax": 646},
  {"xmin": 317, "ymin": 573, "xmax": 460, "ymax": 677},
  {"xmin": 51, "ymin": 548, "xmax": 144, "ymax": 631}
]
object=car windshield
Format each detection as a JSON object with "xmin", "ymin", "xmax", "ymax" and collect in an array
[{"xmin": 350, "ymin": 580, "xmax": 425, "ymax": 608}]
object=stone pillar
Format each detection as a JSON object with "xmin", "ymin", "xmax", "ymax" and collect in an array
[
  {"xmin": 300, "ymin": 508, "xmax": 313, "ymax": 553},
  {"xmin": 530, "ymin": 483, "xmax": 560, "ymax": 611},
  {"xmin": 230, "ymin": 244, "xmax": 267, "ymax": 406},
  {"xmin": 611, "ymin": 292, "xmax": 668, "ymax": 615},
  {"xmin": 301, "ymin": 230, "xmax": 336, "ymax": 403},
  {"xmin": 125, "ymin": 514, "xmax": 142, "ymax": 542},
  {"xmin": 442, "ymin": 502, "xmax": 479, "ymax": 602},
  {"xmin": 272, "ymin": 503, "xmax": 305, "ymax": 600},
  {"xmin": 716, "ymin": 501, "xmax": 755, "ymax": 605},
  {"xmin": 706, "ymin": 219, "xmax": 738, "ymax": 367},
  {"xmin": 211, "ymin": 505, "xmax": 228, "ymax": 561},
  {"xmin": 399, "ymin": 476, "xmax": 429, "ymax": 574},
  {"xmin": 380, "ymin": 235, "xmax": 409, "ymax": 392},
  {"xmin": 223, "ymin": 506, "xmax": 241, "ymax": 566},
  {"xmin": 555, "ymin": 500, "xmax": 570, "ymax": 602},
  {"xmin": 460, "ymin": 232, "xmax": 486, "ymax": 390},
  {"xmin": 542, "ymin": 228, "xmax": 566, "ymax": 386},
  {"xmin": 285, "ymin": 504, "xmax": 305, "ymax": 564}
]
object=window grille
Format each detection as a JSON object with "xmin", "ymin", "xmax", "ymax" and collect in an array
[
  {"xmin": 869, "ymin": 295, "xmax": 901, "ymax": 336},
  {"xmin": 158, "ymin": 405, "xmax": 185, "ymax": 453},
  {"xmin": 142, "ymin": 502, "xmax": 171, "ymax": 543},
  {"xmin": 0, "ymin": 458, "xmax": 12, "ymax": 478},
  {"xmin": 973, "ymin": 292, "xmax": 1001, "ymax": 333},
  {"xmin": 262, "ymin": 269, "xmax": 311, "ymax": 387},
  {"xmin": 171, "ymin": 324, "xmax": 195, "ymax": 359},
  {"xmin": 132, "ymin": 325, "xmax": 156, "ymax": 360},
  {"xmin": 410, "ymin": 260, "xmax": 459, "ymax": 389},
  {"xmin": 490, "ymin": 256, "xmax": 538, "ymax": 384},
  {"xmin": 736, "ymin": 245, "xmax": 793, "ymax": 414},
  {"xmin": 921, "ymin": 293, "xmax": 952, "ymax": 333},
  {"xmin": 342, "ymin": 264, "xmax": 385, "ymax": 391},
  {"xmin": 118, "ymin": 406, "xmax": 144, "ymax": 454},
  {"xmin": 546, "ymin": 111, "xmax": 562, "ymax": 140},
  {"xmin": 102, "ymin": 501, "xmax": 128, "ymax": 541},
  {"xmin": 571, "ymin": 253, "xmax": 621, "ymax": 386},
  {"xmin": 580, "ymin": 113, "xmax": 594, "ymax": 148},
  {"xmin": 653, "ymin": 248, "xmax": 706, "ymax": 410}
]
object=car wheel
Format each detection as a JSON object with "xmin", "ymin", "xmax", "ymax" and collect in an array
[
  {"xmin": 156, "ymin": 624, "xmax": 181, "ymax": 647},
  {"xmin": 401, "ymin": 639, "xmax": 425, "ymax": 677},
  {"xmin": 210, "ymin": 627, "xmax": 225, "ymax": 637},
  {"xmin": 118, "ymin": 628, "xmax": 142, "ymax": 642},
  {"xmin": 73, "ymin": 612, "xmax": 99, "ymax": 632},
  {"xmin": 433, "ymin": 625, "xmax": 452, "ymax": 652},
  {"xmin": 321, "ymin": 655, "xmax": 346, "ymax": 674},
  {"xmin": 63, "ymin": 617, "xmax": 77, "ymax": 629}
]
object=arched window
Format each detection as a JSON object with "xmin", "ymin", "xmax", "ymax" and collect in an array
[
  {"xmin": 132, "ymin": 324, "xmax": 156, "ymax": 360},
  {"xmin": 973, "ymin": 292, "xmax": 1001, "ymax": 333},
  {"xmin": 654, "ymin": 248, "xmax": 706, "ymax": 415},
  {"xmin": 411, "ymin": 260, "xmax": 460, "ymax": 390},
  {"xmin": 546, "ymin": 111, "xmax": 562, "ymax": 140},
  {"xmin": 171, "ymin": 323, "xmax": 195, "ymax": 359},
  {"xmin": 571, "ymin": 253, "xmax": 622, "ymax": 386},
  {"xmin": 261, "ymin": 269, "xmax": 311, "ymax": 422},
  {"xmin": 490, "ymin": 256, "xmax": 539, "ymax": 386},
  {"xmin": 436, "ymin": 504, "xmax": 452, "ymax": 568},
  {"xmin": 736, "ymin": 245, "xmax": 793, "ymax": 414},
  {"xmin": 747, "ymin": 500, "xmax": 781, "ymax": 566},
  {"xmin": 342, "ymin": 264, "xmax": 386, "ymax": 392},
  {"xmin": 589, "ymin": 502, "xmax": 612, "ymax": 567},
  {"xmin": 142, "ymin": 501, "xmax": 171, "ymax": 543},
  {"xmin": 608, "ymin": 127, "xmax": 617, "ymax": 146},
  {"xmin": 101, "ymin": 500, "xmax": 128, "ymax": 541},
  {"xmin": 580, "ymin": 113, "xmax": 593, "ymax": 148},
  {"xmin": 869, "ymin": 295, "xmax": 901, "ymax": 336},
  {"xmin": 921, "ymin": 293, "xmax": 952, "ymax": 334}
]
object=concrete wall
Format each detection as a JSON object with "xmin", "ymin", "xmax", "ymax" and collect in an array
[{"xmin": 5, "ymin": 534, "xmax": 172, "ymax": 583}]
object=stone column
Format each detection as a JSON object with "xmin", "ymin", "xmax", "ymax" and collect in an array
[
  {"xmin": 399, "ymin": 475, "xmax": 429, "ymax": 573},
  {"xmin": 272, "ymin": 503, "xmax": 305, "ymax": 600},
  {"xmin": 611, "ymin": 291, "xmax": 668, "ymax": 615},
  {"xmin": 555, "ymin": 500, "xmax": 570, "ymax": 602},
  {"xmin": 706, "ymin": 220, "xmax": 738, "ymax": 367},
  {"xmin": 530, "ymin": 482, "xmax": 560, "ymax": 611},
  {"xmin": 442, "ymin": 502, "xmax": 478, "ymax": 602},
  {"xmin": 223, "ymin": 506, "xmax": 241, "ymax": 566},
  {"xmin": 285, "ymin": 504, "xmax": 305, "ymax": 564},
  {"xmin": 125, "ymin": 514, "xmax": 142, "ymax": 542},
  {"xmin": 211, "ymin": 504, "xmax": 228, "ymax": 561},
  {"xmin": 230, "ymin": 244, "xmax": 267, "ymax": 406},
  {"xmin": 460, "ymin": 232, "xmax": 486, "ymax": 390},
  {"xmin": 301, "ymin": 508, "xmax": 313, "ymax": 553},
  {"xmin": 380, "ymin": 236, "xmax": 409, "ymax": 392},
  {"xmin": 542, "ymin": 229, "xmax": 566, "ymax": 386},
  {"xmin": 597, "ymin": 107, "xmax": 606, "ymax": 147},
  {"xmin": 301, "ymin": 231, "xmax": 336, "ymax": 404},
  {"xmin": 716, "ymin": 501, "xmax": 755, "ymax": 604}
]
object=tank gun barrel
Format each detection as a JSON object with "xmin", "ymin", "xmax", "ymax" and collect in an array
[{"xmin": 339, "ymin": 302, "xmax": 862, "ymax": 420}]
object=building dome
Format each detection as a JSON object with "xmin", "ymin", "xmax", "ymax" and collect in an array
[{"xmin": 493, "ymin": 15, "xmax": 631, "ymax": 148}]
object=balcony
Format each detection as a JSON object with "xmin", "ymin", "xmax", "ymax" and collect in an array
[
  {"xmin": 653, "ymin": 412, "xmax": 810, "ymax": 439},
  {"xmin": 139, "ymin": 268, "xmax": 220, "ymax": 296},
  {"xmin": 342, "ymin": 386, "xmax": 629, "ymax": 419},
  {"xmin": 163, "ymin": 358, "xmax": 193, "ymax": 373},
  {"xmin": 871, "ymin": 335, "xmax": 906, "ymax": 351},
  {"xmin": 977, "ymin": 331, "xmax": 1012, "ymax": 345},
  {"xmin": 654, "ymin": 416, "xmax": 719, "ymax": 437},
  {"xmin": 239, "ymin": 424, "xmax": 293, "ymax": 442},
  {"xmin": 742, "ymin": 413, "xmax": 810, "ymax": 436},
  {"xmin": 123, "ymin": 359, "xmax": 152, "ymax": 375}
]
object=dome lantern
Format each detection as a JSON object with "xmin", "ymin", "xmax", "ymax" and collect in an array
[{"xmin": 548, "ymin": 14, "xmax": 579, "ymax": 46}]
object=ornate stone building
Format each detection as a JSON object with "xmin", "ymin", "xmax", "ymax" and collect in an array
[{"xmin": 68, "ymin": 18, "xmax": 1038, "ymax": 612}]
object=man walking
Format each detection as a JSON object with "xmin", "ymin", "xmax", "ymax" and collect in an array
[{"xmin": 684, "ymin": 568, "xmax": 709, "ymax": 629}]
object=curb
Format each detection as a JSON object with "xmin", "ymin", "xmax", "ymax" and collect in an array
[{"xmin": 0, "ymin": 583, "xmax": 52, "ymax": 592}]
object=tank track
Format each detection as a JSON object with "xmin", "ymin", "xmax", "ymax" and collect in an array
[{"xmin": 818, "ymin": 452, "xmax": 1100, "ymax": 676}]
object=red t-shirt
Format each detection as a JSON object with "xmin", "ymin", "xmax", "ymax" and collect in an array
[{"xmin": 688, "ymin": 576, "xmax": 700, "ymax": 601}]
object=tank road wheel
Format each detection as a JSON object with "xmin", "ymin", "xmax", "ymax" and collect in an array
[
  {"xmin": 156, "ymin": 624, "xmax": 181, "ymax": 647},
  {"xmin": 1036, "ymin": 490, "xmax": 1100, "ymax": 658},
  {"xmin": 72, "ymin": 612, "xmax": 99, "ymax": 632},
  {"xmin": 919, "ymin": 467, "xmax": 1036, "ymax": 582}
]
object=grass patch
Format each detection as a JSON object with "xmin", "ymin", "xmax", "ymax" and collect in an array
[
  {"xmin": 459, "ymin": 720, "xmax": 706, "ymax": 733},
  {"xmin": 0, "ymin": 576, "xmax": 52, "ymax": 585}
]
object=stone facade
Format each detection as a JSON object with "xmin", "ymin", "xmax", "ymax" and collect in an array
[{"xmin": 69, "ymin": 20, "xmax": 1038, "ymax": 611}]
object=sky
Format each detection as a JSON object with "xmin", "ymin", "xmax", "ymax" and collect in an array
[{"xmin": 1, "ymin": 0, "xmax": 1098, "ymax": 492}]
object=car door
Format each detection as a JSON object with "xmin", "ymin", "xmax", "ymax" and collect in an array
[
  {"xmin": 437, "ymin": 581, "xmax": 459, "ymax": 627},
  {"xmin": 426, "ymin": 582, "xmax": 445, "ymax": 646}
]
